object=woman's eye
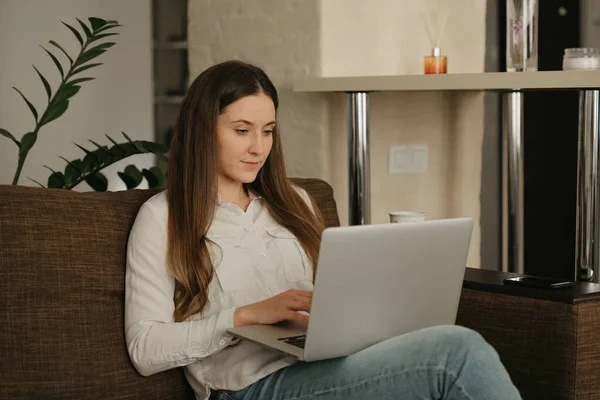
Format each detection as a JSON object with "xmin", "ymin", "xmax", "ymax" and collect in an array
[
  {"xmin": 264, "ymin": 130, "xmax": 273, "ymax": 135},
  {"xmin": 236, "ymin": 129, "xmax": 248, "ymax": 134}
]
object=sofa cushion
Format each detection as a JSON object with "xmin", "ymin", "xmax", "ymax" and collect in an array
[
  {"xmin": 0, "ymin": 178, "xmax": 338, "ymax": 399},
  {"xmin": 290, "ymin": 177, "xmax": 340, "ymax": 228},
  {"xmin": 0, "ymin": 185, "xmax": 193, "ymax": 399}
]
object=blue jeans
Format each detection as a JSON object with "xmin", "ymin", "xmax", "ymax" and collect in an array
[{"xmin": 217, "ymin": 325, "xmax": 521, "ymax": 400}]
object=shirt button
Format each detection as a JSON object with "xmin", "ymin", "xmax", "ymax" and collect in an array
[
  {"xmin": 244, "ymin": 226, "xmax": 251, "ymax": 232},
  {"xmin": 260, "ymin": 252, "xmax": 266, "ymax": 257},
  {"xmin": 269, "ymin": 286, "xmax": 277, "ymax": 292},
  {"xmin": 219, "ymin": 339, "xmax": 226, "ymax": 346}
]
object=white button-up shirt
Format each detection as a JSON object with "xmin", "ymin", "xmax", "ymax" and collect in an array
[{"xmin": 125, "ymin": 188, "xmax": 315, "ymax": 399}]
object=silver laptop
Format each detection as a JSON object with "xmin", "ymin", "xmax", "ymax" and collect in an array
[{"xmin": 227, "ymin": 218, "xmax": 474, "ymax": 362}]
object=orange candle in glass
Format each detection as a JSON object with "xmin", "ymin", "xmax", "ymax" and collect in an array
[{"xmin": 424, "ymin": 47, "xmax": 447, "ymax": 74}]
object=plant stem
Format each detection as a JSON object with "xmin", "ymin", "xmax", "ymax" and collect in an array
[
  {"xmin": 11, "ymin": 160, "xmax": 24, "ymax": 185},
  {"xmin": 10, "ymin": 36, "xmax": 91, "ymax": 185}
]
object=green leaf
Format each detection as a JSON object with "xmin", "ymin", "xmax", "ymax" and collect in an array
[
  {"xmin": 71, "ymin": 62, "xmax": 103, "ymax": 76},
  {"xmin": 40, "ymin": 46, "xmax": 64, "ymax": 79},
  {"xmin": 121, "ymin": 131, "xmax": 134, "ymax": 142},
  {"xmin": 123, "ymin": 139, "xmax": 170, "ymax": 162},
  {"xmin": 62, "ymin": 22, "xmax": 83, "ymax": 46},
  {"xmin": 19, "ymin": 131, "xmax": 37, "ymax": 157},
  {"xmin": 121, "ymin": 132, "xmax": 146, "ymax": 153},
  {"xmin": 74, "ymin": 48, "xmax": 106, "ymax": 67},
  {"xmin": 48, "ymin": 171, "xmax": 66, "ymax": 188},
  {"xmin": 87, "ymin": 141, "xmax": 114, "ymax": 165},
  {"xmin": 105, "ymin": 134, "xmax": 126, "ymax": 153},
  {"xmin": 141, "ymin": 141, "xmax": 169, "ymax": 153},
  {"xmin": 13, "ymin": 87, "xmax": 38, "ymax": 122},
  {"xmin": 87, "ymin": 42, "xmax": 116, "ymax": 52},
  {"xmin": 86, "ymin": 172, "xmax": 108, "ymax": 191},
  {"xmin": 118, "ymin": 165, "xmax": 143, "ymax": 189},
  {"xmin": 95, "ymin": 24, "xmax": 122, "ymax": 34},
  {"xmin": 49, "ymin": 40, "xmax": 73, "ymax": 65},
  {"xmin": 125, "ymin": 165, "xmax": 143, "ymax": 181},
  {"xmin": 88, "ymin": 32, "xmax": 119, "ymax": 44},
  {"xmin": 118, "ymin": 172, "xmax": 140, "ymax": 190},
  {"xmin": 76, "ymin": 18, "xmax": 91, "ymax": 38},
  {"xmin": 89, "ymin": 17, "xmax": 108, "ymax": 31},
  {"xmin": 142, "ymin": 167, "xmax": 164, "ymax": 189},
  {"xmin": 78, "ymin": 147, "xmax": 99, "ymax": 172},
  {"xmin": 74, "ymin": 142, "xmax": 95, "ymax": 157},
  {"xmin": 62, "ymin": 157, "xmax": 83, "ymax": 183},
  {"xmin": 41, "ymin": 100, "xmax": 69, "ymax": 126},
  {"xmin": 59, "ymin": 138, "xmax": 169, "ymax": 190},
  {"xmin": 89, "ymin": 148, "xmax": 111, "ymax": 164},
  {"xmin": 54, "ymin": 85, "xmax": 80, "ymax": 104},
  {"xmin": 32, "ymin": 66, "xmax": 52, "ymax": 101},
  {"xmin": 0, "ymin": 128, "xmax": 20, "ymax": 147},
  {"xmin": 67, "ymin": 77, "xmax": 95, "ymax": 86},
  {"xmin": 89, "ymin": 139, "xmax": 112, "ymax": 155},
  {"xmin": 81, "ymin": 154, "xmax": 94, "ymax": 172},
  {"xmin": 28, "ymin": 178, "xmax": 45, "ymax": 188}
]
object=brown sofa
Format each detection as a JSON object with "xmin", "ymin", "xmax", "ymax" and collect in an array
[{"xmin": 2, "ymin": 178, "xmax": 600, "ymax": 399}]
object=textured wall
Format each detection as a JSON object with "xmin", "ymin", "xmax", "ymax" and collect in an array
[
  {"xmin": 188, "ymin": 0, "xmax": 329, "ymax": 180},
  {"xmin": 188, "ymin": 0, "xmax": 487, "ymax": 267}
]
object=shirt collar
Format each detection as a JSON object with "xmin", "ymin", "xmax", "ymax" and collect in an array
[{"xmin": 216, "ymin": 189, "xmax": 261, "ymax": 206}]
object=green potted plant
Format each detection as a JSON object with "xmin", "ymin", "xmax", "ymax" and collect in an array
[{"xmin": 0, "ymin": 17, "xmax": 168, "ymax": 191}]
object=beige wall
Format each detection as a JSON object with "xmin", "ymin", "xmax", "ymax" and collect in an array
[
  {"xmin": 320, "ymin": 0, "xmax": 485, "ymax": 76},
  {"xmin": 320, "ymin": 0, "xmax": 486, "ymax": 267},
  {"xmin": 188, "ymin": 0, "xmax": 487, "ymax": 267},
  {"xmin": 188, "ymin": 0, "xmax": 330, "ymax": 180},
  {"xmin": 0, "ymin": 0, "xmax": 154, "ymax": 191},
  {"xmin": 582, "ymin": 0, "xmax": 600, "ymax": 48}
]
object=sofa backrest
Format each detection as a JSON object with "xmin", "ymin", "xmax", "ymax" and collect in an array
[{"xmin": 0, "ymin": 178, "xmax": 339, "ymax": 399}]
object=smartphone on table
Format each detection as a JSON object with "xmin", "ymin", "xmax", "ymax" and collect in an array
[{"xmin": 503, "ymin": 276, "xmax": 574, "ymax": 289}]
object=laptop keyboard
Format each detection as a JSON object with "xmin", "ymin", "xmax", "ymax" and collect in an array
[{"xmin": 277, "ymin": 334, "xmax": 306, "ymax": 349}]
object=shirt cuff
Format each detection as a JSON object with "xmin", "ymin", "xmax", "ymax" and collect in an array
[{"xmin": 212, "ymin": 307, "xmax": 237, "ymax": 350}]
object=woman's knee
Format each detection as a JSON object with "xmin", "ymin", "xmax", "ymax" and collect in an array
[
  {"xmin": 424, "ymin": 325, "xmax": 502, "ymax": 366},
  {"xmin": 362, "ymin": 325, "xmax": 499, "ymax": 369},
  {"xmin": 430, "ymin": 325, "xmax": 486, "ymax": 345},
  {"xmin": 428, "ymin": 325, "xmax": 491, "ymax": 349}
]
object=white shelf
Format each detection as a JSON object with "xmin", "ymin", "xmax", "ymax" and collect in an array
[
  {"xmin": 293, "ymin": 70, "xmax": 600, "ymax": 92},
  {"xmin": 153, "ymin": 41, "xmax": 188, "ymax": 50}
]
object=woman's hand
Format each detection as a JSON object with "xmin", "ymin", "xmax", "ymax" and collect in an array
[{"xmin": 234, "ymin": 289, "xmax": 312, "ymax": 327}]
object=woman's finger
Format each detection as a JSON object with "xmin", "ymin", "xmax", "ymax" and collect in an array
[
  {"xmin": 294, "ymin": 290, "xmax": 313, "ymax": 298},
  {"xmin": 287, "ymin": 311, "xmax": 309, "ymax": 323},
  {"xmin": 288, "ymin": 298, "xmax": 311, "ymax": 312}
]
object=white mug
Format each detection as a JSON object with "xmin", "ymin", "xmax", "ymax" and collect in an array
[{"xmin": 389, "ymin": 211, "xmax": 426, "ymax": 223}]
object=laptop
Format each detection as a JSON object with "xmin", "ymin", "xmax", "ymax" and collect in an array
[{"xmin": 227, "ymin": 217, "xmax": 474, "ymax": 362}]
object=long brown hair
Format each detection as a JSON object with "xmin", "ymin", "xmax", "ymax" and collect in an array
[{"xmin": 167, "ymin": 60, "xmax": 325, "ymax": 322}]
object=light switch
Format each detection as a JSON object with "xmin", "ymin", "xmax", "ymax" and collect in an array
[{"xmin": 388, "ymin": 145, "xmax": 428, "ymax": 174}]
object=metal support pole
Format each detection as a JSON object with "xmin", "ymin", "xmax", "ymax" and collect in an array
[
  {"xmin": 347, "ymin": 92, "xmax": 370, "ymax": 226},
  {"xmin": 575, "ymin": 90, "xmax": 600, "ymax": 282},
  {"xmin": 503, "ymin": 91, "xmax": 525, "ymax": 274}
]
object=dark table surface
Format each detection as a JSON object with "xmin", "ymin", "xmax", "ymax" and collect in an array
[{"xmin": 463, "ymin": 267, "xmax": 600, "ymax": 304}]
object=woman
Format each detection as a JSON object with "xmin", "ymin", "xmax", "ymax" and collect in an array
[{"xmin": 125, "ymin": 60, "xmax": 521, "ymax": 400}]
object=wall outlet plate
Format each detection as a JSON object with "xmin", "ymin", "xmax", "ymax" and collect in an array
[{"xmin": 388, "ymin": 144, "xmax": 428, "ymax": 174}]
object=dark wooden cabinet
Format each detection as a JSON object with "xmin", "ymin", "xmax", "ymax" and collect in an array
[{"xmin": 498, "ymin": 0, "xmax": 581, "ymax": 279}]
